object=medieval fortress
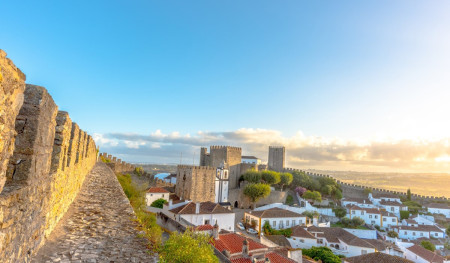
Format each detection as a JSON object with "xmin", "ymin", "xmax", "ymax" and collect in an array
[{"xmin": 175, "ymin": 145, "xmax": 287, "ymax": 207}]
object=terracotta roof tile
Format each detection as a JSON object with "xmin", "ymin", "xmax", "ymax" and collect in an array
[
  {"xmin": 291, "ymin": 226, "xmax": 317, "ymax": 239},
  {"xmin": 307, "ymin": 226, "xmax": 375, "ymax": 249},
  {"xmin": 211, "ymin": 233, "xmax": 267, "ymax": 254},
  {"xmin": 147, "ymin": 187, "xmax": 170, "ymax": 193},
  {"xmin": 194, "ymin": 224, "xmax": 214, "ymax": 231},
  {"xmin": 169, "ymin": 201, "xmax": 232, "ymax": 215},
  {"xmin": 345, "ymin": 252, "xmax": 413, "ymax": 263}
]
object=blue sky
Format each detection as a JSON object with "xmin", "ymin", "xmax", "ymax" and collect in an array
[{"xmin": 2, "ymin": 1, "xmax": 450, "ymax": 170}]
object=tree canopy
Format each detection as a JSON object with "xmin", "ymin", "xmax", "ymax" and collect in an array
[
  {"xmin": 420, "ymin": 241, "xmax": 436, "ymax": 252},
  {"xmin": 244, "ymin": 183, "xmax": 271, "ymax": 203},
  {"xmin": 261, "ymin": 171, "xmax": 281, "ymax": 185},
  {"xmin": 151, "ymin": 198, "xmax": 168, "ymax": 209},
  {"xmin": 242, "ymin": 170, "xmax": 262, "ymax": 184},
  {"xmin": 159, "ymin": 229, "xmax": 218, "ymax": 263},
  {"xmin": 279, "ymin": 172, "xmax": 293, "ymax": 190},
  {"xmin": 333, "ymin": 207, "xmax": 347, "ymax": 218},
  {"xmin": 303, "ymin": 190, "xmax": 322, "ymax": 202},
  {"xmin": 302, "ymin": 247, "xmax": 341, "ymax": 263}
]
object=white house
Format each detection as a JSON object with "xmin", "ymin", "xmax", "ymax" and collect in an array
[
  {"xmin": 168, "ymin": 201, "xmax": 235, "ymax": 231},
  {"xmin": 244, "ymin": 207, "xmax": 307, "ymax": 234},
  {"xmin": 287, "ymin": 225, "xmax": 318, "ymax": 249},
  {"xmin": 145, "ymin": 187, "xmax": 170, "ymax": 206},
  {"xmin": 403, "ymin": 244, "xmax": 448, "ymax": 263},
  {"xmin": 369, "ymin": 193, "xmax": 402, "ymax": 206},
  {"xmin": 403, "ymin": 215, "xmax": 435, "ymax": 227},
  {"xmin": 381, "ymin": 210, "xmax": 399, "ymax": 230},
  {"xmin": 341, "ymin": 197, "xmax": 376, "ymax": 209},
  {"xmin": 394, "ymin": 225, "xmax": 445, "ymax": 240},
  {"xmin": 241, "ymin": 155, "xmax": 262, "ymax": 164},
  {"xmin": 304, "ymin": 226, "xmax": 377, "ymax": 257},
  {"xmin": 379, "ymin": 200, "xmax": 407, "ymax": 218},
  {"xmin": 426, "ymin": 203, "xmax": 450, "ymax": 218},
  {"xmin": 348, "ymin": 206, "xmax": 382, "ymax": 227}
]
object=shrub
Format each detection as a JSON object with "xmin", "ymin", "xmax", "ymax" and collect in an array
[
  {"xmin": 351, "ymin": 217, "xmax": 365, "ymax": 227},
  {"xmin": 285, "ymin": 194, "xmax": 294, "ymax": 205},
  {"xmin": 151, "ymin": 198, "xmax": 168, "ymax": 209},
  {"xmin": 400, "ymin": 210, "xmax": 410, "ymax": 220},
  {"xmin": 116, "ymin": 173, "xmax": 162, "ymax": 248},
  {"xmin": 387, "ymin": 231, "xmax": 398, "ymax": 238},
  {"xmin": 262, "ymin": 221, "xmax": 292, "ymax": 237},
  {"xmin": 333, "ymin": 207, "xmax": 347, "ymax": 218},
  {"xmin": 295, "ymin": 186, "xmax": 307, "ymax": 196},
  {"xmin": 302, "ymin": 247, "xmax": 341, "ymax": 263},
  {"xmin": 244, "ymin": 183, "xmax": 271, "ymax": 204},
  {"xmin": 302, "ymin": 211, "xmax": 320, "ymax": 219},
  {"xmin": 421, "ymin": 241, "xmax": 436, "ymax": 252},
  {"xmin": 159, "ymin": 229, "xmax": 218, "ymax": 263},
  {"xmin": 135, "ymin": 166, "xmax": 144, "ymax": 177}
]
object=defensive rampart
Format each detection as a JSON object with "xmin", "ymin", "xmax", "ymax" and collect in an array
[
  {"xmin": 283, "ymin": 167, "xmax": 449, "ymax": 202},
  {"xmin": 0, "ymin": 50, "xmax": 98, "ymax": 262},
  {"xmin": 98, "ymin": 152, "xmax": 135, "ymax": 173}
]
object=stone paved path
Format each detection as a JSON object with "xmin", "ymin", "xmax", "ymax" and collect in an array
[{"xmin": 32, "ymin": 162, "xmax": 158, "ymax": 263}]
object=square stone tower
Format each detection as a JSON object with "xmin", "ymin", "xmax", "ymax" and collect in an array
[{"xmin": 268, "ymin": 146, "xmax": 285, "ymax": 172}]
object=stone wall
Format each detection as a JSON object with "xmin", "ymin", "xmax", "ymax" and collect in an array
[
  {"xmin": 98, "ymin": 152, "xmax": 135, "ymax": 174},
  {"xmin": 0, "ymin": 50, "xmax": 26, "ymax": 194},
  {"xmin": 0, "ymin": 53, "xmax": 98, "ymax": 262},
  {"xmin": 283, "ymin": 167, "xmax": 450, "ymax": 202},
  {"xmin": 228, "ymin": 187, "xmax": 288, "ymax": 209},
  {"xmin": 175, "ymin": 165, "xmax": 216, "ymax": 202}
]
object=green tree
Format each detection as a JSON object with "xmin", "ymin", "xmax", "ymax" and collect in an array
[
  {"xmin": 279, "ymin": 172, "xmax": 293, "ymax": 191},
  {"xmin": 244, "ymin": 183, "xmax": 271, "ymax": 207},
  {"xmin": 151, "ymin": 198, "xmax": 168, "ymax": 209},
  {"xmin": 243, "ymin": 170, "xmax": 262, "ymax": 183},
  {"xmin": 302, "ymin": 247, "xmax": 341, "ymax": 263},
  {"xmin": 303, "ymin": 190, "xmax": 322, "ymax": 202},
  {"xmin": 285, "ymin": 194, "xmax": 294, "ymax": 205},
  {"xmin": 302, "ymin": 211, "xmax": 320, "ymax": 219},
  {"xmin": 407, "ymin": 188, "xmax": 412, "ymax": 201},
  {"xmin": 400, "ymin": 210, "xmax": 410, "ymax": 220},
  {"xmin": 387, "ymin": 231, "xmax": 398, "ymax": 238},
  {"xmin": 333, "ymin": 189, "xmax": 343, "ymax": 200},
  {"xmin": 333, "ymin": 207, "xmax": 347, "ymax": 218},
  {"xmin": 135, "ymin": 166, "xmax": 144, "ymax": 177},
  {"xmin": 321, "ymin": 185, "xmax": 333, "ymax": 195},
  {"xmin": 363, "ymin": 188, "xmax": 372, "ymax": 195},
  {"xmin": 420, "ymin": 241, "xmax": 436, "ymax": 252},
  {"xmin": 159, "ymin": 229, "xmax": 218, "ymax": 263},
  {"xmin": 446, "ymin": 226, "xmax": 450, "ymax": 236},
  {"xmin": 261, "ymin": 171, "xmax": 281, "ymax": 185},
  {"xmin": 291, "ymin": 171, "xmax": 312, "ymax": 189}
]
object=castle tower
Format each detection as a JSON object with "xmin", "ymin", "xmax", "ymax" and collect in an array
[{"xmin": 268, "ymin": 146, "xmax": 285, "ymax": 172}]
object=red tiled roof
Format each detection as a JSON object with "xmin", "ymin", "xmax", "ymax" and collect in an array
[
  {"xmin": 147, "ymin": 187, "xmax": 169, "ymax": 193},
  {"xmin": 394, "ymin": 225, "xmax": 444, "ymax": 232},
  {"xmin": 265, "ymin": 252, "xmax": 296, "ymax": 263},
  {"xmin": 194, "ymin": 224, "xmax": 214, "ymax": 231},
  {"xmin": 291, "ymin": 226, "xmax": 317, "ymax": 239},
  {"xmin": 345, "ymin": 252, "xmax": 413, "ymax": 263},
  {"xmin": 406, "ymin": 244, "xmax": 445, "ymax": 263},
  {"xmin": 170, "ymin": 201, "xmax": 232, "ymax": 215},
  {"xmin": 212, "ymin": 233, "xmax": 267, "ymax": 254}
]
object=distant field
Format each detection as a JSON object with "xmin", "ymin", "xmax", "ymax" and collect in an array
[{"xmin": 306, "ymin": 170, "xmax": 450, "ymax": 198}]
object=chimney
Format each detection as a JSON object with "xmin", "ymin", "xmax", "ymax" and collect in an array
[
  {"xmin": 242, "ymin": 240, "xmax": 249, "ymax": 258},
  {"xmin": 195, "ymin": 202, "xmax": 200, "ymax": 214},
  {"xmin": 222, "ymin": 250, "xmax": 231, "ymax": 258},
  {"xmin": 313, "ymin": 216, "xmax": 318, "ymax": 227},
  {"xmin": 213, "ymin": 222, "xmax": 219, "ymax": 239}
]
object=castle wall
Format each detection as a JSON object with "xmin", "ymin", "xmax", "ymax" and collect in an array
[
  {"xmin": 175, "ymin": 165, "xmax": 216, "ymax": 202},
  {"xmin": 0, "ymin": 55, "xmax": 98, "ymax": 262},
  {"xmin": 0, "ymin": 50, "xmax": 26, "ymax": 193},
  {"xmin": 99, "ymin": 152, "xmax": 136, "ymax": 174},
  {"xmin": 228, "ymin": 187, "xmax": 288, "ymax": 209}
]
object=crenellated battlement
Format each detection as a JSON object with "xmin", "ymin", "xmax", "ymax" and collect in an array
[
  {"xmin": 177, "ymin": 164, "xmax": 216, "ymax": 170},
  {"xmin": 210, "ymin": 145, "xmax": 242, "ymax": 151}
]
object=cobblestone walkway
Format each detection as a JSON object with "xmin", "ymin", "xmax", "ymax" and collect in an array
[{"xmin": 32, "ymin": 162, "xmax": 157, "ymax": 263}]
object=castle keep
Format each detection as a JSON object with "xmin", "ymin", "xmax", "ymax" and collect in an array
[{"xmin": 268, "ymin": 146, "xmax": 285, "ymax": 172}]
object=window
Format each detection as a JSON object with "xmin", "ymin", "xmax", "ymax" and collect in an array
[
  {"xmin": 352, "ymin": 211, "xmax": 355, "ymax": 215},
  {"xmin": 383, "ymin": 218, "xmax": 387, "ymax": 222},
  {"xmin": 362, "ymin": 250, "xmax": 367, "ymax": 255},
  {"xmin": 150, "ymin": 194, "xmax": 153, "ymax": 196},
  {"xmin": 205, "ymin": 219, "xmax": 210, "ymax": 225},
  {"xmin": 435, "ymin": 233, "xmax": 438, "ymax": 236},
  {"xmin": 412, "ymin": 232, "xmax": 416, "ymax": 236},
  {"xmin": 162, "ymin": 194, "xmax": 165, "ymax": 197},
  {"xmin": 391, "ymin": 207, "xmax": 394, "ymax": 211},
  {"xmin": 371, "ymin": 221, "xmax": 375, "ymax": 224},
  {"xmin": 420, "ymin": 233, "xmax": 423, "ymax": 236},
  {"xmin": 375, "ymin": 215, "xmax": 378, "ymax": 219},
  {"xmin": 392, "ymin": 219, "xmax": 395, "ymax": 222},
  {"xmin": 280, "ymin": 221, "xmax": 284, "ymax": 228},
  {"xmin": 292, "ymin": 220, "xmax": 296, "ymax": 226},
  {"xmin": 273, "ymin": 221, "xmax": 276, "ymax": 227},
  {"xmin": 286, "ymin": 220, "xmax": 289, "ymax": 227},
  {"xmin": 300, "ymin": 239, "xmax": 304, "ymax": 243},
  {"xmin": 361, "ymin": 211, "xmax": 365, "ymax": 215},
  {"xmin": 369, "ymin": 215, "xmax": 372, "ymax": 219},
  {"xmin": 404, "ymin": 231, "xmax": 407, "ymax": 235}
]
